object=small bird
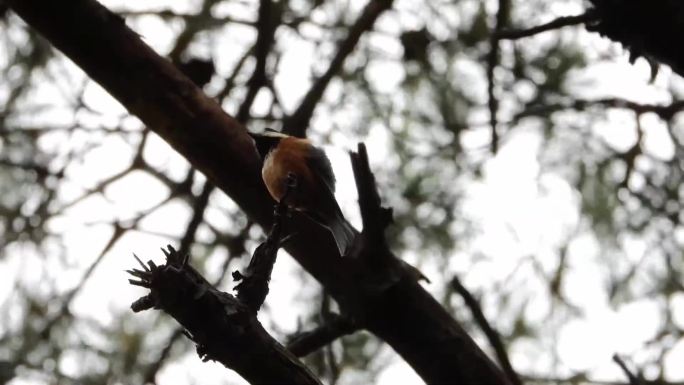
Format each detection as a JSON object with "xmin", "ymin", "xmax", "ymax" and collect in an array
[{"xmin": 248, "ymin": 128, "xmax": 356, "ymax": 256}]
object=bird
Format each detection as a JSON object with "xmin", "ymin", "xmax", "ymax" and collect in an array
[{"xmin": 248, "ymin": 128, "xmax": 356, "ymax": 256}]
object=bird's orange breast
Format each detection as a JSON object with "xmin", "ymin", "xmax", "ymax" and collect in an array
[{"xmin": 262, "ymin": 137, "xmax": 315, "ymax": 206}]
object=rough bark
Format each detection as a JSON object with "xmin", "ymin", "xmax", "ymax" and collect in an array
[
  {"xmin": 128, "ymin": 246, "xmax": 320, "ymax": 385},
  {"xmin": 7, "ymin": 0, "xmax": 510, "ymax": 383}
]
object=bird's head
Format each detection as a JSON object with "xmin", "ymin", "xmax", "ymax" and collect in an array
[{"xmin": 248, "ymin": 128, "xmax": 288, "ymax": 159}]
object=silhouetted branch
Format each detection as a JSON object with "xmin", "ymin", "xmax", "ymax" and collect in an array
[
  {"xmin": 349, "ymin": 142, "xmax": 392, "ymax": 244},
  {"xmin": 516, "ymin": 98, "xmax": 684, "ymax": 122},
  {"xmin": 232, "ymin": 173, "xmax": 296, "ymax": 312},
  {"xmin": 612, "ymin": 354, "xmax": 643, "ymax": 385},
  {"xmin": 287, "ymin": 314, "xmax": 359, "ymax": 357},
  {"xmin": 487, "ymin": 0, "xmax": 510, "ymax": 153},
  {"xmin": 235, "ymin": 0, "xmax": 279, "ymax": 123},
  {"xmin": 495, "ymin": 11, "xmax": 598, "ymax": 40},
  {"xmin": 283, "ymin": 0, "xmax": 393, "ymax": 137},
  {"xmin": 346, "ymin": 144, "xmax": 507, "ymax": 384},
  {"xmin": 128, "ymin": 245, "xmax": 320, "ymax": 384},
  {"xmin": 451, "ymin": 276, "xmax": 522, "ymax": 385},
  {"xmin": 177, "ymin": 181, "xmax": 214, "ymax": 257}
]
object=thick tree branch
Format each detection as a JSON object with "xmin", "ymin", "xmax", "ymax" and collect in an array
[
  {"xmin": 282, "ymin": 0, "xmax": 393, "ymax": 137},
  {"xmin": 128, "ymin": 245, "xmax": 320, "ymax": 384},
  {"xmin": 8, "ymin": 1, "xmax": 510, "ymax": 383},
  {"xmin": 346, "ymin": 144, "xmax": 511, "ymax": 384}
]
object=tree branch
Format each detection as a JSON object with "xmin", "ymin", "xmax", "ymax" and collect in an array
[
  {"xmin": 282, "ymin": 0, "xmax": 393, "ymax": 137},
  {"xmin": 128, "ymin": 245, "xmax": 320, "ymax": 384},
  {"xmin": 287, "ymin": 314, "xmax": 359, "ymax": 357},
  {"xmin": 495, "ymin": 11, "xmax": 598, "ymax": 40},
  {"xmin": 486, "ymin": 0, "xmax": 510, "ymax": 153},
  {"xmin": 345, "ymin": 143, "xmax": 511, "ymax": 384},
  {"xmin": 612, "ymin": 354, "xmax": 644, "ymax": 385},
  {"xmin": 235, "ymin": 0, "xmax": 279, "ymax": 123},
  {"xmin": 451, "ymin": 276, "xmax": 522, "ymax": 385},
  {"xmin": 232, "ymin": 173, "xmax": 295, "ymax": 312}
]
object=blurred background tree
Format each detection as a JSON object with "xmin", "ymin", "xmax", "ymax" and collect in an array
[{"xmin": 1, "ymin": 0, "xmax": 683, "ymax": 384}]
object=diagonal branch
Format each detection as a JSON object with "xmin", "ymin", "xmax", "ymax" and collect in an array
[
  {"xmin": 495, "ymin": 11, "xmax": 598, "ymax": 40},
  {"xmin": 287, "ymin": 314, "xmax": 359, "ymax": 357},
  {"xmin": 451, "ymin": 276, "xmax": 523, "ymax": 385},
  {"xmin": 612, "ymin": 354, "xmax": 644, "ymax": 385},
  {"xmin": 282, "ymin": 0, "xmax": 393, "ymax": 137}
]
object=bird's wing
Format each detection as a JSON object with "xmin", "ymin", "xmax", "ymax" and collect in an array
[{"xmin": 305, "ymin": 146, "xmax": 336, "ymax": 194}]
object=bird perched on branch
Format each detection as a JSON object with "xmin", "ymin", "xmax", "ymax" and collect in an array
[{"xmin": 249, "ymin": 129, "xmax": 356, "ymax": 256}]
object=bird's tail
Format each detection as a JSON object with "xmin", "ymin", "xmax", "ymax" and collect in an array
[
  {"xmin": 305, "ymin": 210, "xmax": 356, "ymax": 256},
  {"xmin": 327, "ymin": 216, "xmax": 356, "ymax": 256}
]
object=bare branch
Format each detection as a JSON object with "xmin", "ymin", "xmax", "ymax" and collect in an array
[
  {"xmin": 287, "ymin": 314, "xmax": 359, "ymax": 357},
  {"xmin": 235, "ymin": 0, "xmax": 279, "ymax": 123},
  {"xmin": 128, "ymin": 246, "xmax": 320, "ymax": 384},
  {"xmin": 612, "ymin": 354, "xmax": 643, "ymax": 385},
  {"xmin": 451, "ymin": 276, "xmax": 522, "ymax": 385},
  {"xmin": 486, "ymin": 0, "xmax": 510, "ymax": 153},
  {"xmin": 283, "ymin": 0, "xmax": 393, "ymax": 137},
  {"xmin": 495, "ymin": 11, "xmax": 598, "ymax": 40}
]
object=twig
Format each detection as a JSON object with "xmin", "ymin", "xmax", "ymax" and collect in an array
[
  {"xmin": 495, "ymin": 11, "xmax": 598, "ymax": 40},
  {"xmin": 612, "ymin": 354, "xmax": 643, "ymax": 385},
  {"xmin": 283, "ymin": 0, "xmax": 393, "ymax": 137},
  {"xmin": 168, "ymin": 0, "xmax": 222, "ymax": 63},
  {"xmin": 287, "ymin": 314, "xmax": 359, "ymax": 357},
  {"xmin": 487, "ymin": 0, "xmax": 510, "ymax": 153},
  {"xmin": 235, "ymin": 0, "xmax": 279, "ymax": 123},
  {"xmin": 177, "ymin": 181, "xmax": 214, "ymax": 258},
  {"xmin": 451, "ymin": 276, "xmax": 523, "ymax": 385},
  {"xmin": 513, "ymin": 98, "xmax": 684, "ymax": 123}
]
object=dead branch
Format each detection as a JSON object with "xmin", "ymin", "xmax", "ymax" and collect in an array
[{"xmin": 128, "ymin": 245, "xmax": 320, "ymax": 384}]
